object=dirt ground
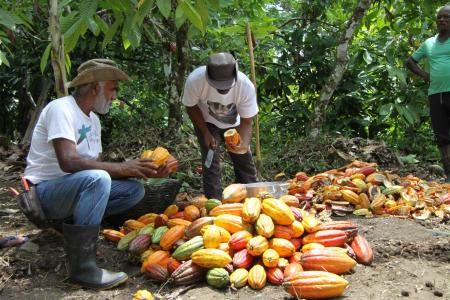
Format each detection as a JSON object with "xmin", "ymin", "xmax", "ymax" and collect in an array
[{"xmin": 1, "ymin": 177, "xmax": 449, "ymax": 300}]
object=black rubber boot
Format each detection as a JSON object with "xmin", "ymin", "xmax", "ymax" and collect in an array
[
  {"xmin": 63, "ymin": 222, "xmax": 128, "ymax": 289},
  {"xmin": 439, "ymin": 145, "xmax": 450, "ymax": 183}
]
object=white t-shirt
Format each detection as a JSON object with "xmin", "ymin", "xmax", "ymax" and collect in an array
[
  {"xmin": 24, "ymin": 95, "xmax": 102, "ymax": 184},
  {"xmin": 181, "ymin": 66, "xmax": 259, "ymax": 129}
]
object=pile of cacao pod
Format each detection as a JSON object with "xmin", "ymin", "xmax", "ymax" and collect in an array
[
  {"xmin": 103, "ymin": 183, "xmax": 374, "ymax": 299},
  {"xmin": 288, "ymin": 160, "xmax": 450, "ymax": 220}
]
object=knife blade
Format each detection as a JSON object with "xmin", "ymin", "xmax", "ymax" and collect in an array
[{"xmin": 204, "ymin": 149, "xmax": 214, "ymax": 169}]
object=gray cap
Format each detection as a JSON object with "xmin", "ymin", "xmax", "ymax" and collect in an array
[{"xmin": 206, "ymin": 53, "xmax": 238, "ymax": 90}]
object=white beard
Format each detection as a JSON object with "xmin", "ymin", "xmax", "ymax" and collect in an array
[{"xmin": 92, "ymin": 84, "xmax": 110, "ymax": 114}]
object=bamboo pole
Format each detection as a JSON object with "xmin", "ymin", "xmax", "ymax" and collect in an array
[{"xmin": 245, "ymin": 23, "xmax": 262, "ymax": 180}]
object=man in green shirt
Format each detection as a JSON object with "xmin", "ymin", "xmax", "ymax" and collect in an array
[{"xmin": 406, "ymin": 5, "xmax": 450, "ymax": 182}]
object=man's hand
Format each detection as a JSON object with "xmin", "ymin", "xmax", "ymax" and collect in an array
[
  {"xmin": 422, "ymin": 72, "xmax": 430, "ymax": 83},
  {"xmin": 204, "ymin": 131, "xmax": 218, "ymax": 150},
  {"xmin": 156, "ymin": 156, "xmax": 178, "ymax": 177},
  {"xmin": 227, "ymin": 142, "xmax": 249, "ymax": 154},
  {"xmin": 120, "ymin": 159, "xmax": 159, "ymax": 180}
]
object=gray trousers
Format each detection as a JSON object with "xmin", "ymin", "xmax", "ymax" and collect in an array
[{"xmin": 195, "ymin": 123, "xmax": 257, "ymax": 199}]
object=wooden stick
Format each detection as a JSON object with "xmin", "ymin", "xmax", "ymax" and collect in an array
[{"xmin": 246, "ymin": 23, "xmax": 262, "ymax": 180}]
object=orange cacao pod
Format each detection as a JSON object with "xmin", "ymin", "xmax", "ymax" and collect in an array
[
  {"xmin": 229, "ymin": 230, "xmax": 253, "ymax": 250},
  {"xmin": 124, "ymin": 219, "xmax": 146, "ymax": 232},
  {"xmin": 102, "ymin": 229, "xmax": 124, "ymax": 242},
  {"xmin": 283, "ymin": 271, "xmax": 348, "ymax": 299},
  {"xmin": 159, "ymin": 225, "xmax": 185, "ymax": 251},
  {"xmin": 266, "ymin": 267, "xmax": 284, "ymax": 285},
  {"xmin": 164, "ymin": 204, "xmax": 179, "ymax": 218},
  {"xmin": 300, "ymin": 248, "xmax": 356, "ymax": 274},
  {"xmin": 283, "ymin": 262, "xmax": 303, "ymax": 278},
  {"xmin": 137, "ymin": 213, "xmax": 158, "ymax": 225},
  {"xmin": 166, "ymin": 257, "xmax": 182, "ymax": 275},
  {"xmin": 184, "ymin": 205, "xmax": 200, "ymax": 221},
  {"xmin": 209, "ymin": 203, "xmax": 243, "ymax": 217},
  {"xmin": 140, "ymin": 250, "xmax": 170, "ymax": 273},
  {"xmin": 350, "ymin": 234, "xmax": 374, "ymax": 265},
  {"xmin": 144, "ymin": 263, "xmax": 169, "ymax": 282},
  {"xmin": 302, "ymin": 230, "xmax": 348, "ymax": 247},
  {"xmin": 262, "ymin": 248, "xmax": 279, "ymax": 268}
]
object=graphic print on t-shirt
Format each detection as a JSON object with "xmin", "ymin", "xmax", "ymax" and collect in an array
[
  {"xmin": 207, "ymin": 100, "xmax": 238, "ymax": 125},
  {"xmin": 77, "ymin": 124, "xmax": 92, "ymax": 149}
]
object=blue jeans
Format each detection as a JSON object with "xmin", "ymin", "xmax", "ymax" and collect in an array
[{"xmin": 36, "ymin": 170, "xmax": 145, "ymax": 225}]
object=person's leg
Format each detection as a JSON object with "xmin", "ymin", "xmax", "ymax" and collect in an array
[
  {"xmin": 104, "ymin": 179, "xmax": 145, "ymax": 216},
  {"xmin": 228, "ymin": 150, "xmax": 258, "ymax": 183},
  {"xmin": 194, "ymin": 123, "xmax": 223, "ymax": 199},
  {"xmin": 36, "ymin": 169, "xmax": 111, "ymax": 225},
  {"xmin": 430, "ymin": 92, "xmax": 450, "ymax": 181}
]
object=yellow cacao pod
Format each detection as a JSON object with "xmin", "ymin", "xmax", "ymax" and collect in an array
[
  {"xmin": 248, "ymin": 265, "xmax": 266, "ymax": 290},
  {"xmin": 261, "ymin": 198, "xmax": 294, "ymax": 225},
  {"xmin": 242, "ymin": 197, "xmax": 261, "ymax": 223}
]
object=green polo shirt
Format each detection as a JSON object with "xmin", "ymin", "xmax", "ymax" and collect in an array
[{"xmin": 412, "ymin": 35, "xmax": 450, "ymax": 96}]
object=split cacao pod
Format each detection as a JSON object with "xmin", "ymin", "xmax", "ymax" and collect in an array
[{"xmin": 224, "ymin": 128, "xmax": 240, "ymax": 146}]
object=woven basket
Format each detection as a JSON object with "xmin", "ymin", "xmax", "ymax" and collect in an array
[{"xmin": 104, "ymin": 178, "xmax": 181, "ymax": 227}]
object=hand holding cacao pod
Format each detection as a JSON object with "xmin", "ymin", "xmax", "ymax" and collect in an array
[
  {"xmin": 157, "ymin": 155, "xmax": 178, "ymax": 177},
  {"xmin": 224, "ymin": 129, "xmax": 240, "ymax": 146}
]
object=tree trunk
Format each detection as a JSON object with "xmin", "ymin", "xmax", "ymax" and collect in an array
[
  {"xmin": 309, "ymin": 0, "xmax": 371, "ymax": 138},
  {"xmin": 48, "ymin": 0, "xmax": 68, "ymax": 97},
  {"xmin": 21, "ymin": 78, "xmax": 51, "ymax": 148}
]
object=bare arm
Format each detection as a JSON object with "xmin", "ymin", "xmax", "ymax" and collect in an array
[
  {"xmin": 53, "ymin": 138, "xmax": 160, "ymax": 179},
  {"xmin": 186, "ymin": 105, "xmax": 217, "ymax": 149},
  {"xmin": 405, "ymin": 57, "xmax": 430, "ymax": 82}
]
